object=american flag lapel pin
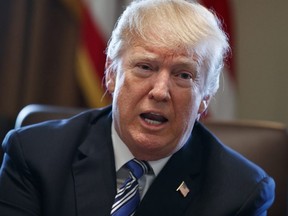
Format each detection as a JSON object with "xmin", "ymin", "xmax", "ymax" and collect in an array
[{"xmin": 176, "ymin": 181, "xmax": 190, "ymax": 197}]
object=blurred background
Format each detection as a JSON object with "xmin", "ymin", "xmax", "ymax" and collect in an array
[{"xmin": 0, "ymin": 0, "xmax": 288, "ymax": 144}]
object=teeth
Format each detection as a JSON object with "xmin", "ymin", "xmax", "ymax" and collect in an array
[
  {"xmin": 150, "ymin": 112, "xmax": 161, "ymax": 116},
  {"xmin": 144, "ymin": 118, "xmax": 162, "ymax": 125}
]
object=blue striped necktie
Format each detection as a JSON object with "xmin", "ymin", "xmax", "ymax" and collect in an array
[{"xmin": 111, "ymin": 159, "xmax": 150, "ymax": 216}]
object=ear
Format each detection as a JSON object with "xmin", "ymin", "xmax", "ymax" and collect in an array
[
  {"xmin": 105, "ymin": 57, "xmax": 116, "ymax": 94},
  {"xmin": 198, "ymin": 95, "xmax": 211, "ymax": 115}
]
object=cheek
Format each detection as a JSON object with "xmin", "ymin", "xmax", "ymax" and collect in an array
[
  {"xmin": 117, "ymin": 74, "xmax": 150, "ymax": 106},
  {"xmin": 112, "ymin": 76, "xmax": 140, "ymax": 120},
  {"xmin": 177, "ymin": 107, "xmax": 196, "ymax": 135},
  {"xmin": 112, "ymin": 73, "xmax": 132, "ymax": 107},
  {"xmin": 175, "ymin": 99, "xmax": 200, "ymax": 144},
  {"xmin": 174, "ymin": 91, "xmax": 202, "ymax": 124},
  {"xmin": 114, "ymin": 72, "xmax": 136, "ymax": 95}
]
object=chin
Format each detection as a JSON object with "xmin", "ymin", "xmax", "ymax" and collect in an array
[{"xmin": 131, "ymin": 139, "xmax": 176, "ymax": 160}]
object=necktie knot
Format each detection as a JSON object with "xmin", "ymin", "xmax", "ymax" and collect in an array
[{"xmin": 126, "ymin": 159, "xmax": 150, "ymax": 179}]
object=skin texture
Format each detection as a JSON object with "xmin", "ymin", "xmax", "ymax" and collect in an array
[{"xmin": 106, "ymin": 44, "xmax": 210, "ymax": 161}]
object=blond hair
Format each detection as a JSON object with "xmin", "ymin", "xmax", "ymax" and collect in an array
[{"xmin": 106, "ymin": 0, "xmax": 230, "ymax": 96}]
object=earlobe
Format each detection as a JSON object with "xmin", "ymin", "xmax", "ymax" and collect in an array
[
  {"xmin": 106, "ymin": 72, "xmax": 116, "ymax": 94},
  {"xmin": 105, "ymin": 57, "xmax": 116, "ymax": 94},
  {"xmin": 198, "ymin": 95, "xmax": 210, "ymax": 114}
]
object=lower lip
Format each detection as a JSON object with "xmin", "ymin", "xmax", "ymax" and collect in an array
[{"xmin": 139, "ymin": 116, "xmax": 168, "ymax": 131}]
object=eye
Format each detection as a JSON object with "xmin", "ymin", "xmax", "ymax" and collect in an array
[
  {"xmin": 133, "ymin": 63, "xmax": 155, "ymax": 78},
  {"xmin": 176, "ymin": 72, "xmax": 193, "ymax": 80},
  {"xmin": 137, "ymin": 64, "xmax": 152, "ymax": 71},
  {"xmin": 173, "ymin": 70, "xmax": 198, "ymax": 88}
]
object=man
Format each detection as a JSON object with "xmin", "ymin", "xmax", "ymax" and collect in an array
[{"xmin": 0, "ymin": 0, "xmax": 275, "ymax": 215}]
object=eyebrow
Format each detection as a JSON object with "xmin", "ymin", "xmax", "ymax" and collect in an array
[
  {"xmin": 131, "ymin": 52, "xmax": 199, "ymax": 66},
  {"xmin": 131, "ymin": 51, "xmax": 159, "ymax": 61},
  {"xmin": 127, "ymin": 46, "xmax": 202, "ymax": 72}
]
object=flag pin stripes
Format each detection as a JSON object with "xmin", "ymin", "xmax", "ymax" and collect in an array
[{"xmin": 176, "ymin": 181, "xmax": 190, "ymax": 198}]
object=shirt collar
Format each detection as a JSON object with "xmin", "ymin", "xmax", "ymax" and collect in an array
[{"xmin": 111, "ymin": 121, "xmax": 171, "ymax": 176}]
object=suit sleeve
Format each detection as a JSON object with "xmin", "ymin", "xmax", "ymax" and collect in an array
[
  {"xmin": 0, "ymin": 130, "xmax": 41, "ymax": 216},
  {"xmin": 236, "ymin": 176, "xmax": 275, "ymax": 216}
]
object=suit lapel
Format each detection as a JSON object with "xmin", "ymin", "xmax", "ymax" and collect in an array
[
  {"xmin": 72, "ymin": 111, "xmax": 117, "ymax": 216},
  {"xmin": 135, "ymin": 132, "xmax": 204, "ymax": 216}
]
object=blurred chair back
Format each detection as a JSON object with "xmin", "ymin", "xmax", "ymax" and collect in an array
[
  {"xmin": 15, "ymin": 104, "xmax": 85, "ymax": 128},
  {"xmin": 203, "ymin": 120, "xmax": 288, "ymax": 216}
]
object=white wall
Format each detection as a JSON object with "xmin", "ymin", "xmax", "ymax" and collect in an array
[{"xmin": 232, "ymin": 0, "xmax": 288, "ymax": 125}]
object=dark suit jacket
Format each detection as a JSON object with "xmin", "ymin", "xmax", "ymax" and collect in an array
[{"xmin": 0, "ymin": 106, "xmax": 275, "ymax": 216}]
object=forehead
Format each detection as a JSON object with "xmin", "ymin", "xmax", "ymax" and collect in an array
[{"xmin": 123, "ymin": 44, "xmax": 201, "ymax": 66}]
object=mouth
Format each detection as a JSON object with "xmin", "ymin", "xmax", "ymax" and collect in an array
[{"xmin": 140, "ymin": 112, "xmax": 168, "ymax": 125}]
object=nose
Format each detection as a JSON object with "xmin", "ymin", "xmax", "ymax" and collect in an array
[{"xmin": 148, "ymin": 70, "xmax": 171, "ymax": 102}]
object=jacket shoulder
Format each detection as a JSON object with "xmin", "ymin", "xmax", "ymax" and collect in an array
[
  {"xmin": 190, "ymin": 122, "xmax": 275, "ymax": 215},
  {"xmin": 2, "ymin": 106, "xmax": 112, "ymax": 170},
  {"xmin": 193, "ymin": 121, "xmax": 268, "ymax": 179},
  {"xmin": 4, "ymin": 106, "xmax": 111, "ymax": 146}
]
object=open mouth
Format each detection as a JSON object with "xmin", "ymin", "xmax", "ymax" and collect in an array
[{"xmin": 140, "ymin": 112, "xmax": 168, "ymax": 125}]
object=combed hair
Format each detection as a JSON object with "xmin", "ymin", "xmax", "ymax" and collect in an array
[{"xmin": 106, "ymin": 0, "xmax": 230, "ymax": 96}]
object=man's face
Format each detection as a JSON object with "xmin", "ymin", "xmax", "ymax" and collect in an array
[{"xmin": 107, "ymin": 45, "xmax": 208, "ymax": 161}]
